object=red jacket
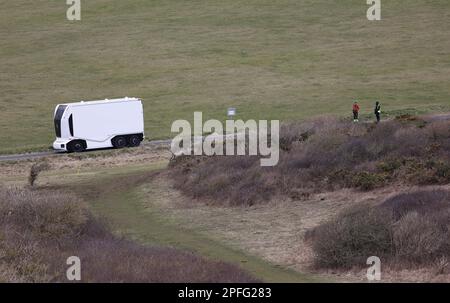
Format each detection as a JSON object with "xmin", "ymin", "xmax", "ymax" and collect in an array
[{"xmin": 353, "ymin": 103, "xmax": 360, "ymax": 112}]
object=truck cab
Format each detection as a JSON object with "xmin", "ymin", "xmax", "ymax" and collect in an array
[{"xmin": 53, "ymin": 104, "xmax": 74, "ymax": 151}]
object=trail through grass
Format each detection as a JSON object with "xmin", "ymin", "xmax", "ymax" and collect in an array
[{"xmin": 73, "ymin": 166, "xmax": 320, "ymax": 282}]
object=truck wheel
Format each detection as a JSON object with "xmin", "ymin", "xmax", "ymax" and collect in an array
[
  {"xmin": 68, "ymin": 141, "xmax": 85, "ymax": 153},
  {"xmin": 128, "ymin": 135, "xmax": 141, "ymax": 147},
  {"xmin": 112, "ymin": 136, "xmax": 127, "ymax": 148}
]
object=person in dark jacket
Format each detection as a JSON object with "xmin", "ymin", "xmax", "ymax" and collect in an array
[
  {"xmin": 374, "ymin": 101, "xmax": 381, "ymax": 123},
  {"xmin": 352, "ymin": 101, "xmax": 360, "ymax": 122}
]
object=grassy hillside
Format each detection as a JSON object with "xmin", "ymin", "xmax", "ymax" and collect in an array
[{"xmin": 1, "ymin": 0, "xmax": 450, "ymax": 153}]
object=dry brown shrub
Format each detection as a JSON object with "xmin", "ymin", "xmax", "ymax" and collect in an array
[
  {"xmin": 170, "ymin": 118, "xmax": 449, "ymax": 206},
  {"xmin": 310, "ymin": 190, "xmax": 450, "ymax": 270},
  {"xmin": 28, "ymin": 161, "xmax": 50, "ymax": 187},
  {"xmin": 0, "ymin": 186, "xmax": 258, "ymax": 282}
]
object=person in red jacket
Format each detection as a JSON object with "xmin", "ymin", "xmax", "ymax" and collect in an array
[{"xmin": 352, "ymin": 101, "xmax": 360, "ymax": 122}]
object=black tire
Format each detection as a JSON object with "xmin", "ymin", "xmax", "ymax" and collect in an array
[
  {"xmin": 68, "ymin": 140, "xmax": 85, "ymax": 153},
  {"xmin": 128, "ymin": 135, "xmax": 141, "ymax": 147},
  {"xmin": 112, "ymin": 136, "xmax": 127, "ymax": 148}
]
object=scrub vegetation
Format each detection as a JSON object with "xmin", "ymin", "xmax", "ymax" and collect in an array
[
  {"xmin": 0, "ymin": 186, "xmax": 258, "ymax": 282},
  {"xmin": 1, "ymin": 123, "xmax": 449, "ymax": 281},
  {"xmin": 2, "ymin": 0, "xmax": 450, "ymax": 282},
  {"xmin": 168, "ymin": 113, "xmax": 450, "ymax": 276},
  {"xmin": 28, "ymin": 160, "xmax": 50, "ymax": 187},
  {"xmin": 309, "ymin": 190, "xmax": 450, "ymax": 270},
  {"xmin": 2, "ymin": 0, "xmax": 450, "ymax": 153},
  {"xmin": 169, "ymin": 117, "xmax": 450, "ymax": 206}
]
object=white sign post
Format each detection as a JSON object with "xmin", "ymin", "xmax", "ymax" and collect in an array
[{"xmin": 227, "ymin": 107, "xmax": 236, "ymax": 119}]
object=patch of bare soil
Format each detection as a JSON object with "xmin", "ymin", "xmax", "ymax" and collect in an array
[{"xmin": 141, "ymin": 173, "xmax": 450, "ymax": 282}]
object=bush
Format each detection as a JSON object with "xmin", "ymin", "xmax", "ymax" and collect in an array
[
  {"xmin": 310, "ymin": 190, "xmax": 450, "ymax": 269},
  {"xmin": 311, "ymin": 206, "xmax": 393, "ymax": 268},
  {"xmin": 380, "ymin": 190, "xmax": 450, "ymax": 220},
  {"xmin": 69, "ymin": 238, "xmax": 258, "ymax": 283},
  {"xmin": 28, "ymin": 161, "xmax": 50, "ymax": 187},
  {"xmin": 377, "ymin": 158, "xmax": 402, "ymax": 173},
  {"xmin": 0, "ymin": 187, "xmax": 87, "ymax": 239},
  {"xmin": 0, "ymin": 186, "xmax": 258, "ymax": 282},
  {"xmin": 393, "ymin": 212, "xmax": 446, "ymax": 263},
  {"xmin": 436, "ymin": 161, "xmax": 450, "ymax": 181},
  {"xmin": 169, "ymin": 118, "xmax": 450, "ymax": 206},
  {"xmin": 351, "ymin": 171, "xmax": 387, "ymax": 191},
  {"xmin": 279, "ymin": 122, "xmax": 310, "ymax": 151},
  {"xmin": 0, "ymin": 187, "xmax": 87, "ymax": 240}
]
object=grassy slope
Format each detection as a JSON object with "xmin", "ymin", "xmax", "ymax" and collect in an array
[{"xmin": 2, "ymin": 0, "xmax": 450, "ymax": 153}]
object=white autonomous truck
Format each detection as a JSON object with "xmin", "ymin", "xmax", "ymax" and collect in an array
[{"xmin": 53, "ymin": 97, "xmax": 144, "ymax": 152}]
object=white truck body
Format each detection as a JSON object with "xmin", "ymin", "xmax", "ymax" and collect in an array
[{"xmin": 53, "ymin": 97, "xmax": 144, "ymax": 152}]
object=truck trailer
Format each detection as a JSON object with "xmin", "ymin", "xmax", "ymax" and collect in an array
[{"xmin": 53, "ymin": 97, "xmax": 144, "ymax": 152}]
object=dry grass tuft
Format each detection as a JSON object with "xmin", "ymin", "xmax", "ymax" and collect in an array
[{"xmin": 28, "ymin": 161, "xmax": 50, "ymax": 187}]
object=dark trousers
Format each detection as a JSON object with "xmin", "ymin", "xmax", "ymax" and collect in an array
[
  {"xmin": 353, "ymin": 111, "xmax": 359, "ymax": 120},
  {"xmin": 375, "ymin": 112, "xmax": 380, "ymax": 123}
]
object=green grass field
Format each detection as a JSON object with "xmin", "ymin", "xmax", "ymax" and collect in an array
[{"xmin": 2, "ymin": 0, "xmax": 450, "ymax": 153}]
